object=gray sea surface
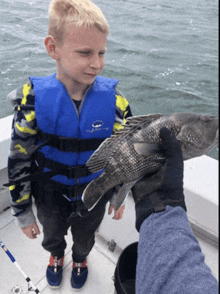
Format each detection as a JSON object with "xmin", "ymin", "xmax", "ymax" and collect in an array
[{"xmin": 0, "ymin": 0, "xmax": 218, "ymax": 159}]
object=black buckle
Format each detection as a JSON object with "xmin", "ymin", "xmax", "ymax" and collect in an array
[
  {"xmin": 75, "ymin": 166, "xmax": 90, "ymax": 177},
  {"xmin": 67, "ymin": 166, "xmax": 90, "ymax": 179}
]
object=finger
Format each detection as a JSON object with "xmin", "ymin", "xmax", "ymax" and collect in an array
[
  {"xmin": 115, "ymin": 212, "xmax": 122, "ymax": 220},
  {"xmin": 30, "ymin": 232, "xmax": 37, "ymax": 239},
  {"xmin": 27, "ymin": 228, "xmax": 37, "ymax": 239},
  {"xmin": 113, "ymin": 205, "xmax": 125, "ymax": 220},
  {"xmin": 113, "ymin": 211, "xmax": 119, "ymax": 220},
  {"xmin": 160, "ymin": 127, "xmax": 182, "ymax": 159},
  {"xmin": 160, "ymin": 127, "xmax": 175, "ymax": 141},
  {"xmin": 21, "ymin": 225, "xmax": 39, "ymax": 239},
  {"xmin": 31, "ymin": 229, "xmax": 38, "ymax": 239},
  {"xmin": 160, "ymin": 128, "xmax": 175, "ymax": 152},
  {"xmin": 26, "ymin": 230, "xmax": 36, "ymax": 239},
  {"xmin": 32, "ymin": 223, "xmax": 40, "ymax": 235}
]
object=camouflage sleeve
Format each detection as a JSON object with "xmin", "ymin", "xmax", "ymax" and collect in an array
[
  {"xmin": 113, "ymin": 88, "xmax": 132, "ymax": 134},
  {"xmin": 109, "ymin": 89, "xmax": 132, "ymax": 209},
  {"xmin": 7, "ymin": 82, "xmax": 38, "ymax": 228}
]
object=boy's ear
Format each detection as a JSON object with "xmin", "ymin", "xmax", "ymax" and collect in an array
[{"xmin": 44, "ymin": 35, "xmax": 59, "ymax": 60}]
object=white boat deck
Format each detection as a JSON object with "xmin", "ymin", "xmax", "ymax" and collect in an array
[{"xmin": 0, "ymin": 198, "xmax": 218, "ymax": 294}]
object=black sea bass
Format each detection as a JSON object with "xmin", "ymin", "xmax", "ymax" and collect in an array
[{"xmin": 82, "ymin": 113, "xmax": 218, "ymax": 211}]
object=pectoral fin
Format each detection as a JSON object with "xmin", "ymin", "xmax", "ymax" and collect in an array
[
  {"xmin": 113, "ymin": 181, "xmax": 137, "ymax": 211},
  {"xmin": 133, "ymin": 142, "xmax": 161, "ymax": 155}
]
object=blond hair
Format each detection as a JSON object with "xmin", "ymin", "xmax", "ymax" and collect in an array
[{"xmin": 48, "ymin": 0, "xmax": 109, "ymax": 44}]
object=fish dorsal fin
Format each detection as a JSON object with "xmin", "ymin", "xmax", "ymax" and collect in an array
[
  {"xmin": 126, "ymin": 114, "xmax": 164, "ymax": 125},
  {"xmin": 86, "ymin": 136, "xmax": 117, "ymax": 173},
  {"xmin": 116, "ymin": 114, "xmax": 164, "ymax": 136}
]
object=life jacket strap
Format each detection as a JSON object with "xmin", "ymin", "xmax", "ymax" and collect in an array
[
  {"xmin": 38, "ymin": 131, "xmax": 105, "ymax": 152},
  {"xmin": 61, "ymin": 183, "xmax": 87, "ymax": 200},
  {"xmin": 3, "ymin": 164, "xmax": 91, "ymax": 187},
  {"xmin": 35, "ymin": 152, "xmax": 92, "ymax": 178},
  {"xmin": 14, "ymin": 104, "xmax": 35, "ymax": 111}
]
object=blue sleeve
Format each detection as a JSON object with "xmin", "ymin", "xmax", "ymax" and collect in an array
[{"xmin": 136, "ymin": 205, "xmax": 218, "ymax": 294}]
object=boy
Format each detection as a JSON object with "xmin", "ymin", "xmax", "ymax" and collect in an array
[{"xmin": 7, "ymin": 0, "xmax": 132, "ymax": 290}]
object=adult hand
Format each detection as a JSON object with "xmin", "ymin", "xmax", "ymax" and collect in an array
[
  {"xmin": 132, "ymin": 127, "xmax": 186, "ymax": 231},
  {"xmin": 21, "ymin": 222, "xmax": 41, "ymax": 239}
]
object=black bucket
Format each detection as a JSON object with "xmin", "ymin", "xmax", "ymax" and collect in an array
[{"xmin": 114, "ymin": 242, "xmax": 138, "ymax": 294}]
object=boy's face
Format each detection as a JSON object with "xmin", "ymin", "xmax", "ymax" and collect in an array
[{"xmin": 55, "ymin": 24, "xmax": 107, "ymax": 87}]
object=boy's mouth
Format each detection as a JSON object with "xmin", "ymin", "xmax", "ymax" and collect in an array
[{"xmin": 85, "ymin": 73, "xmax": 97, "ymax": 76}]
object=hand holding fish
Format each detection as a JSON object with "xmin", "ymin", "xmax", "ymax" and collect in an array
[
  {"xmin": 82, "ymin": 112, "xmax": 218, "ymax": 212},
  {"xmin": 132, "ymin": 127, "xmax": 186, "ymax": 231}
]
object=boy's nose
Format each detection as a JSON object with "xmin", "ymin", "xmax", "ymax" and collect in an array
[{"xmin": 90, "ymin": 55, "xmax": 103, "ymax": 70}]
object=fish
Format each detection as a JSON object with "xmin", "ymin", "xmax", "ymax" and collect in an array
[{"xmin": 82, "ymin": 112, "xmax": 219, "ymax": 211}]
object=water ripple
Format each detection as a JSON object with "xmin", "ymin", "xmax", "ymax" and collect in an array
[{"xmin": 0, "ymin": 0, "xmax": 218, "ymax": 160}]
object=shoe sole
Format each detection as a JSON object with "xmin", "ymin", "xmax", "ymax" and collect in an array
[
  {"xmin": 71, "ymin": 274, "xmax": 87, "ymax": 292},
  {"xmin": 71, "ymin": 283, "xmax": 86, "ymax": 292},
  {"xmin": 48, "ymin": 284, "xmax": 62, "ymax": 290},
  {"xmin": 47, "ymin": 278, "xmax": 63, "ymax": 290}
]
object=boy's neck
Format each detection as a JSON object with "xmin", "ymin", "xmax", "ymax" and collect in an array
[
  {"xmin": 56, "ymin": 74, "xmax": 89, "ymax": 101},
  {"xmin": 68, "ymin": 85, "xmax": 89, "ymax": 101}
]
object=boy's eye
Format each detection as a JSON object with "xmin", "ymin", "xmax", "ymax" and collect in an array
[
  {"xmin": 77, "ymin": 50, "xmax": 106, "ymax": 56},
  {"xmin": 78, "ymin": 51, "xmax": 91, "ymax": 55}
]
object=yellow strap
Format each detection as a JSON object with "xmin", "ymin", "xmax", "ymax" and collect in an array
[
  {"xmin": 113, "ymin": 122, "xmax": 124, "ymax": 133},
  {"xmin": 116, "ymin": 95, "xmax": 129, "ymax": 112},
  {"xmin": 16, "ymin": 193, "xmax": 30, "ymax": 203},
  {"xmin": 123, "ymin": 110, "xmax": 128, "ymax": 124},
  {"xmin": 21, "ymin": 83, "xmax": 32, "ymax": 105}
]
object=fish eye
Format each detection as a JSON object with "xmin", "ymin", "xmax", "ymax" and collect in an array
[{"xmin": 201, "ymin": 116, "xmax": 210, "ymax": 122}]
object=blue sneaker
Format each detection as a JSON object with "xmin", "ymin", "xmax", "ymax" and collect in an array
[
  {"xmin": 46, "ymin": 256, "xmax": 64, "ymax": 289},
  {"xmin": 71, "ymin": 259, "xmax": 88, "ymax": 290}
]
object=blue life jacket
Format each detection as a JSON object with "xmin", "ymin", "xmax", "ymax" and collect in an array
[{"xmin": 30, "ymin": 73, "xmax": 118, "ymax": 200}]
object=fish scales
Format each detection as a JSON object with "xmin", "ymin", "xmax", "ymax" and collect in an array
[{"xmin": 82, "ymin": 112, "xmax": 218, "ymax": 211}]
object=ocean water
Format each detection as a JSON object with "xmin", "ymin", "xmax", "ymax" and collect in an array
[{"xmin": 0, "ymin": 0, "xmax": 218, "ymax": 159}]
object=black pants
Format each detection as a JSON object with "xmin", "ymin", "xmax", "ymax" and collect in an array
[{"xmin": 34, "ymin": 181, "xmax": 108, "ymax": 263}]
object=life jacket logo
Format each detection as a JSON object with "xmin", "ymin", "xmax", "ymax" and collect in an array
[
  {"xmin": 87, "ymin": 120, "xmax": 109, "ymax": 134},
  {"xmin": 92, "ymin": 120, "xmax": 104, "ymax": 128}
]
